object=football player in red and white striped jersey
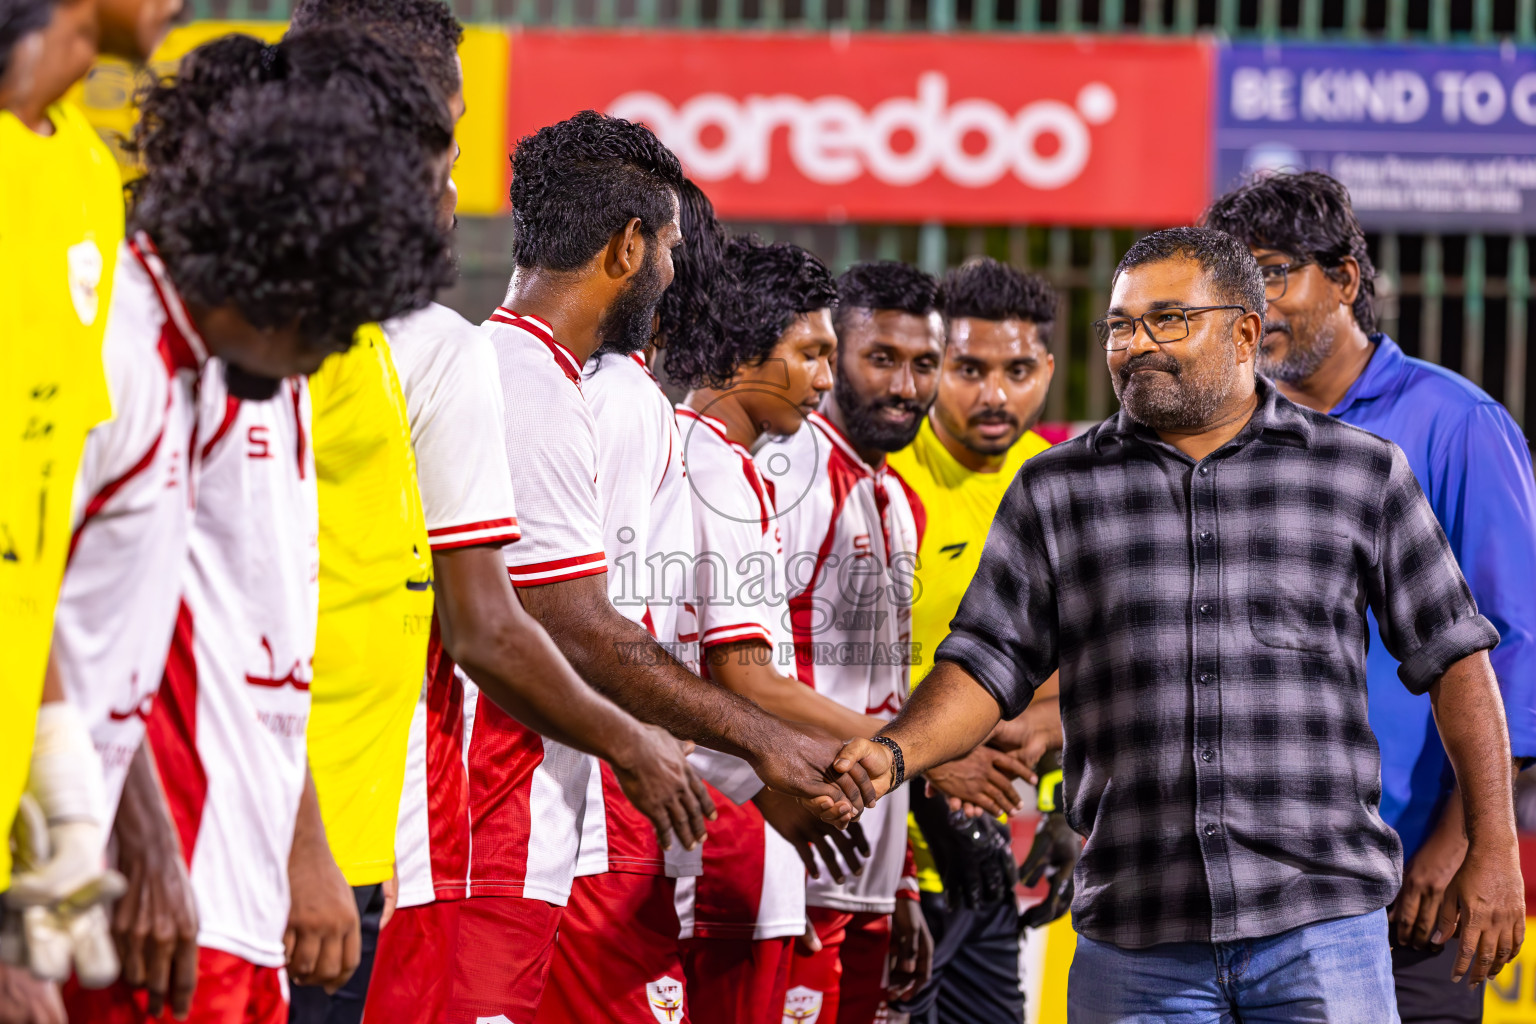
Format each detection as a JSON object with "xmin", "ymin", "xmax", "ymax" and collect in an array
[
  {"xmin": 368, "ymin": 298, "xmax": 705, "ymax": 1024},
  {"xmin": 438, "ymin": 112, "xmax": 874, "ymax": 1024},
  {"xmin": 675, "ymin": 235, "xmax": 903, "ymax": 1024},
  {"xmin": 757, "ymin": 261, "xmax": 955, "ymax": 1024},
  {"xmin": 254, "ymin": 33, "xmax": 710, "ymax": 1023}
]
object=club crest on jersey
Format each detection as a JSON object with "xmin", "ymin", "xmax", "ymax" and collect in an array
[
  {"xmin": 645, "ymin": 975, "xmax": 684, "ymax": 1023},
  {"xmin": 66, "ymin": 239, "xmax": 103, "ymax": 326},
  {"xmin": 783, "ymin": 985, "xmax": 824, "ymax": 1023}
]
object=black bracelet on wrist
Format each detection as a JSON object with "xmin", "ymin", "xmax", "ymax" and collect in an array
[{"xmin": 871, "ymin": 736, "xmax": 906, "ymax": 791}]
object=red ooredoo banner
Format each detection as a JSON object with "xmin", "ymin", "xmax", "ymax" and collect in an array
[{"xmin": 506, "ymin": 30, "xmax": 1212, "ymax": 225}]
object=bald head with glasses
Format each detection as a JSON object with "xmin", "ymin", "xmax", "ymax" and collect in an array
[{"xmin": 1096, "ymin": 227, "xmax": 1267, "ymax": 456}]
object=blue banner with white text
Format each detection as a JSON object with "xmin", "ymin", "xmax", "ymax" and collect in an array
[{"xmin": 1215, "ymin": 42, "xmax": 1536, "ymax": 230}]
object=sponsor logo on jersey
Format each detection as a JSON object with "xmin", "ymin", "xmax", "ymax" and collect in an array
[
  {"xmin": 66, "ymin": 239, "xmax": 103, "ymax": 326},
  {"xmin": 107, "ymin": 688, "xmax": 156, "ymax": 724},
  {"xmin": 939, "ymin": 541, "xmax": 967, "ymax": 560},
  {"xmin": 244, "ymin": 635, "xmax": 312, "ymax": 692},
  {"xmin": 474, "ymin": 1017, "xmax": 514, "ymax": 1024},
  {"xmin": 783, "ymin": 985, "xmax": 824, "ymax": 1023}
]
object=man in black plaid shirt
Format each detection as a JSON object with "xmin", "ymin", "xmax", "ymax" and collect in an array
[{"xmin": 818, "ymin": 228, "xmax": 1524, "ymax": 1020}]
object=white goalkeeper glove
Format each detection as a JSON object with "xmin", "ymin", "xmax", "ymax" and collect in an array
[{"xmin": 4, "ymin": 702, "xmax": 125, "ymax": 987}]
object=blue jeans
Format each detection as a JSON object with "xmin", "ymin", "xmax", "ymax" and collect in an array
[{"xmin": 1068, "ymin": 909, "xmax": 1400, "ymax": 1024}]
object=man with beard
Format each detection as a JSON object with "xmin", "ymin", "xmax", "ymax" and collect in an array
[
  {"xmin": 886, "ymin": 257, "xmax": 1072, "ymax": 1024},
  {"xmin": 757, "ymin": 261, "xmax": 944, "ymax": 1024},
  {"xmin": 1204, "ymin": 171, "xmax": 1536, "ymax": 1023},
  {"xmin": 454, "ymin": 112, "xmax": 872, "ymax": 1023},
  {"xmin": 824, "ymin": 227, "xmax": 1525, "ymax": 1020}
]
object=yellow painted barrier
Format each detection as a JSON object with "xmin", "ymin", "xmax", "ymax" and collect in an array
[
  {"xmin": 1484, "ymin": 919, "xmax": 1536, "ymax": 1023},
  {"xmin": 70, "ymin": 21, "xmax": 511, "ymax": 217}
]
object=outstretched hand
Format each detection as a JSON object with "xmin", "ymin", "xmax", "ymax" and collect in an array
[
  {"xmin": 924, "ymin": 746, "xmax": 1032, "ymax": 818},
  {"xmin": 759, "ymin": 726, "xmax": 876, "ymax": 826},
  {"xmin": 802, "ymin": 739, "xmax": 894, "ymax": 825}
]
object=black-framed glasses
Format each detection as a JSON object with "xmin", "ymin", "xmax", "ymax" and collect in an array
[
  {"xmin": 1092, "ymin": 305, "xmax": 1248, "ymax": 351},
  {"xmin": 1257, "ymin": 260, "xmax": 1311, "ymax": 301}
]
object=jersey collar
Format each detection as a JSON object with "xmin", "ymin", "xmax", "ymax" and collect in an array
[
  {"xmin": 808, "ymin": 410, "xmax": 879, "ymax": 478},
  {"xmin": 676, "ymin": 405, "xmax": 751, "ymax": 457},
  {"xmin": 129, "ymin": 232, "xmax": 209, "ymax": 373},
  {"xmin": 490, "ymin": 307, "xmax": 582, "ymax": 385}
]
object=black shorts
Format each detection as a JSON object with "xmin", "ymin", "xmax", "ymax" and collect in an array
[
  {"xmin": 890, "ymin": 891, "xmax": 1024, "ymax": 1024},
  {"xmin": 1392, "ymin": 942, "xmax": 1484, "ymax": 1024}
]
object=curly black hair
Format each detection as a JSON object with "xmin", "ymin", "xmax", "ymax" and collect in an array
[
  {"xmin": 129, "ymin": 35, "xmax": 455, "ymax": 352},
  {"xmin": 653, "ymin": 179, "xmax": 729, "ymax": 389},
  {"xmin": 1114, "ymin": 226, "xmax": 1265, "ymax": 317},
  {"xmin": 941, "ymin": 258, "xmax": 1057, "ymax": 339},
  {"xmin": 834, "ymin": 261, "xmax": 941, "ymax": 335},
  {"xmin": 133, "ymin": 28, "xmax": 451, "ymax": 175},
  {"xmin": 509, "ymin": 109, "xmax": 684, "ymax": 272},
  {"xmin": 1203, "ymin": 171, "xmax": 1376, "ymax": 333},
  {"xmin": 288, "ymin": 0, "xmax": 462, "ymax": 100},
  {"xmin": 1, "ymin": 0, "xmax": 53, "ymax": 81},
  {"xmin": 696, "ymin": 235, "xmax": 838, "ymax": 382}
]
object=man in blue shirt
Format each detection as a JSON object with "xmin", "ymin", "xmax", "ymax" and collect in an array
[{"xmin": 1206, "ymin": 171, "xmax": 1536, "ymax": 1023}]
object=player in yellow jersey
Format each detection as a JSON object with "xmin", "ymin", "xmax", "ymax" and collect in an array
[
  {"xmin": 2, "ymin": 0, "xmax": 175, "ymax": 1016},
  {"xmin": 886, "ymin": 258, "xmax": 1073, "ymax": 1024}
]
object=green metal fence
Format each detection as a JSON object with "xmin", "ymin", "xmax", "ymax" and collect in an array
[
  {"xmin": 443, "ymin": 218, "xmax": 1533, "ymax": 429},
  {"xmin": 190, "ymin": 0, "xmax": 1536, "ymax": 430}
]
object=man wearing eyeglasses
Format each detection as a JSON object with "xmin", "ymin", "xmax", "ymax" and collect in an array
[
  {"xmin": 1205, "ymin": 171, "xmax": 1536, "ymax": 1024},
  {"xmin": 818, "ymin": 226, "xmax": 1525, "ymax": 1021}
]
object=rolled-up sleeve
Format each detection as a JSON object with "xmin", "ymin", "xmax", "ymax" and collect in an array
[
  {"xmin": 1368, "ymin": 444, "xmax": 1501, "ymax": 693},
  {"xmin": 933, "ymin": 471, "xmax": 1058, "ymax": 718}
]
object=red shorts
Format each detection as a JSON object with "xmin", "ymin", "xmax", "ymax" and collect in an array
[
  {"xmin": 362, "ymin": 900, "xmax": 460, "ymax": 1024},
  {"xmin": 63, "ymin": 946, "xmax": 286, "ymax": 1024},
  {"xmin": 682, "ymin": 935, "xmax": 792, "ymax": 1024},
  {"xmin": 783, "ymin": 907, "xmax": 892, "ymax": 1024},
  {"xmin": 443, "ymin": 895, "xmax": 562, "ymax": 1024},
  {"xmin": 533, "ymin": 872, "xmax": 688, "ymax": 1024}
]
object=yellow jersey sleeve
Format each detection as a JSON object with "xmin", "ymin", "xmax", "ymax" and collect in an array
[
  {"xmin": 0, "ymin": 102, "xmax": 124, "ymax": 888},
  {"xmin": 307, "ymin": 327, "xmax": 435, "ymax": 885}
]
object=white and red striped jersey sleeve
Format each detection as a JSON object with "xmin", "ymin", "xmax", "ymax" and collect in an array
[
  {"xmin": 386, "ymin": 303, "xmax": 519, "ymax": 552},
  {"xmin": 481, "ymin": 309, "xmax": 606, "ymax": 587}
]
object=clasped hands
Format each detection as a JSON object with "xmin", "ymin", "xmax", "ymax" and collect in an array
[{"xmin": 801, "ymin": 721, "xmax": 1048, "ymax": 826}]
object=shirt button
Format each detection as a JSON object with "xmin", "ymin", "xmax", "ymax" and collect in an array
[
  {"xmin": 1198, "ymin": 465, "xmax": 1211, "ymax": 476},
  {"xmin": 1201, "ymin": 749, "xmax": 1215, "ymax": 762},
  {"xmin": 1198, "ymin": 672, "xmax": 1214, "ymax": 685},
  {"xmin": 1204, "ymin": 823, "xmax": 1219, "ymax": 837},
  {"xmin": 1199, "ymin": 603, "xmax": 1213, "ymax": 616},
  {"xmin": 1198, "ymin": 531, "xmax": 1212, "ymax": 544}
]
